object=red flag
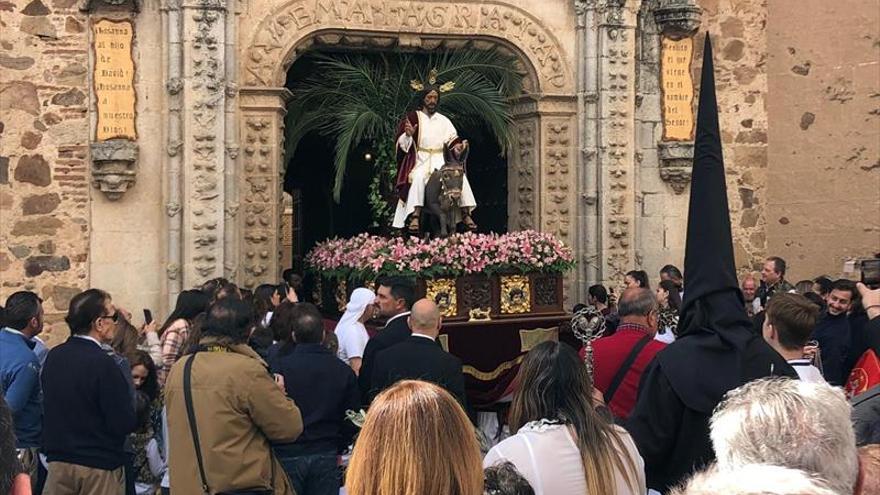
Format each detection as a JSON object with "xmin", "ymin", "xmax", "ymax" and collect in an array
[{"xmin": 845, "ymin": 349, "xmax": 880, "ymax": 399}]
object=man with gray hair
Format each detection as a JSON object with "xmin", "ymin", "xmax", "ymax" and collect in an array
[
  {"xmin": 709, "ymin": 377, "xmax": 858, "ymax": 495},
  {"xmin": 670, "ymin": 464, "xmax": 836, "ymax": 495},
  {"xmin": 368, "ymin": 299, "xmax": 466, "ymax": 407},
  {"xmin": 591, "ymin": 288, "xmax": 667, "ymax": 419}
]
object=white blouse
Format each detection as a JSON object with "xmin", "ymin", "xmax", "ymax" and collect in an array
[{"xmin": 484, "ymin": 420, "xmax": 646, "ymax": 495}]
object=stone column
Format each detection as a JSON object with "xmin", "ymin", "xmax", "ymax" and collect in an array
[
  {"xmin": 238, "ymin": 88, "xmax": 291, "ymax": 290},
  {"xmin": 163, "ymin": 0, "xmax": 184, "ymax": 308},
  {"xmin": 574, "ymin": 0, "xmax": 598, "ymax": 301},
  {"xmin": 178, "ymin": 0, "xmax": 228, "ymax": 286},
  {"xmin": 597, "ymin": 1, "xmax": 639, "ymax": 286},
  {"xmin": 509, "ymin": 98, "xmax": 540, "ymax": 232}
]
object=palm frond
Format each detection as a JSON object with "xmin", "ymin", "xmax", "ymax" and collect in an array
[
  {"xmin": 327, "ymin": 107, "xmax": 384, "ymax": 201},
  {"xmin": 284, "ymin": 48, "xmax": 523, "ymax": 209}
]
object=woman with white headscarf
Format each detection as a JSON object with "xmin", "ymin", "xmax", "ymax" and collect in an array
[{"xmin": 334, "ymin": 287, "xmax": 376, "ymax": 375}]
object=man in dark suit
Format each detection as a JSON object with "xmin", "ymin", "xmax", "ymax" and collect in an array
[
  {"xmin": 357, "ymin": 277, "xmax": 416, "ymax": 402},
  {"xmin": 369, "ymin": 299, "xmax": 466, "ymax": 407}
]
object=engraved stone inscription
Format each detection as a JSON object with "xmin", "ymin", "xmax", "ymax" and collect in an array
[
  {"xmin": 660, "ymin": 36, "xmax": 694, "ymax": 141},
  {"xmin": 93, "ymin": 19, "xmax": 137, "ymax": 141},
  {"xmin": 246, "ymin": 0, "xmax": 570, "ymax": 91}
]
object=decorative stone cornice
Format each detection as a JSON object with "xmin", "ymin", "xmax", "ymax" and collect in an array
[
  {"xmin": 79, "ymin": 0, "xmax": 141, "ymax": 12},
  {"xmin": 653, "ymin": 0, "xmax": 702, "ymax": 39},
  {"xmin": 658, "ymin": 140, "xmax": 694, "ymax": 194},
  {"xmin": 90, "ymin": 140, "xmax": 139, "ymax": 200}
]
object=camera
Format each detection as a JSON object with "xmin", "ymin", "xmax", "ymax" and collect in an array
[{"xmin": 860, "ymin": 257, "xmax": 880, "ymax": 289}]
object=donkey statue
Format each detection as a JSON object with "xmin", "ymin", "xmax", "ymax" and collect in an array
[{"xmin": 423, "ymin": 141, "xmax": 472, "ymax": 237}]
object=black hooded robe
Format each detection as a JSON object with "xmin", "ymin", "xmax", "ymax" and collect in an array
[{"xmin": 623, "ymin": 35, "xmax": 797, "ymax": 493}]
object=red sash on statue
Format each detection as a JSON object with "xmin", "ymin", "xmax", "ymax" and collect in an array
[
  {"xmin": 845, "ymin": 349, "xmax": 880, "ymax": 399},
  {"xmin": 394, "ymin": 112, "xmax": 419, "ymax": 203}
]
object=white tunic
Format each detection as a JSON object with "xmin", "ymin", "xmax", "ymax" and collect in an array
[{"xmin": 392, "ymin": 110, "xmax": 477, "ymax": 228}]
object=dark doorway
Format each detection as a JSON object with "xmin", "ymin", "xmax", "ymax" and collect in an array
[{"xmin": 283, "ymin": 49, "xmax": 509, "ymax": 270}]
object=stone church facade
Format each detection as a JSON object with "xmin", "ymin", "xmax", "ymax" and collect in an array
[{"xmin": 1, "ymin": 0, "xmax": 877, "ymax": 342}]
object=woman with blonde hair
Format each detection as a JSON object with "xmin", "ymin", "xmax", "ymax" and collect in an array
[
  {"xmin": 485, "ymin": 341, "xmax": 645, "ymax": 495},
  {"xmin": 346, "ymin": 380, "xmax": 484, "ymax": 495}
]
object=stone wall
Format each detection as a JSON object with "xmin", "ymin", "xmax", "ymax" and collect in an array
[
  {"xmin": 1, "ymin": 0, "xmax": 92, "ymax": 346},
  {"xmin": 765, "ymin": 0, "xmax": 880, "ymax": 282},
  {"xmin": 700, "ymin": 0, "xmax": 771, "ymax": 275},
  {"xmin": 87, "ymin": 5, "xmax": 166, "ymax": 323},
  {"xmin": 634, "ymin": 0, "xmax": 771, "ymax": 285}
]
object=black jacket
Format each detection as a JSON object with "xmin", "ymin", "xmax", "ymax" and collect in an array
[
  {"xmin": 625, "ymin": 334, "xmax": 796, "ymax": 492},
  {"xmin": 41, "ymin": 337, "xmax": 136, "ymax": 470},
  {"xmin": 369, "ymin": 335, "xmax": 467, "ymax": 408},
  {"xmin": 271, "ymin": 343, "xmax": 360, "ymax": 456},
  {"xmin": 812, "ymin": 311, "xmax": 852, "ymax": 386},
  {"xmin": 358, "ymin": 312, "xmax": 411, "ymax": 402}
]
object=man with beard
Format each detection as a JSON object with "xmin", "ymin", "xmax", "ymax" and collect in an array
[
  {"xmin": 812, "ymin": 279, "xmax": 857, "ymax": 386},
  {"xmin": 391, "ymin": 69, "xmax": 477, "ymax": 233}
]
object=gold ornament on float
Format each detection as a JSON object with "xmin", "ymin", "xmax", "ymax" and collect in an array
[
  {"xmin": 426, "ymin": 278, "xmax": 457, "ymax": 317},
  {"xmin": 500, "ymin": 275, "xmax": 531, "ymax": 314}
]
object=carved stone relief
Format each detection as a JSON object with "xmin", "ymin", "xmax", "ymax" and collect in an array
[
  {"xmin": 658, "ymin": 141, "xmax": 694, "ymax": 194},
  {"xmin": 90, "ymin": 140, "xmax": 139, "ymax": 200},
  {"xmin": 542, "ymin": 120, "xmax": 573, "ymax": 244},
  {"xmin": 240, "ymin": 117, "xmax": 275, "ymax": 289},
  {"xmin": 600, "ymin": 2, "xmax": 637, "ymax": 283},
  {"xmin": 512, "ymin": 119, "xmax": 538, "ymax": 230},
  {"xmin": 182, "ymin": 2, "xmax": 226, "ymax": 285},
  {"xmin": 242, "ymin": 0, "xmax": 573, "ymax": 94},
  {"xmin": 653, "ymin": 0, "xmax": 701, "ymax": 39}
]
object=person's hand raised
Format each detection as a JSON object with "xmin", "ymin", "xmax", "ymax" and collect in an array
[
  {"xmin": 404, "ymin": 120, "xmax": 417, "ymax": 137},
  {"xmin": 857, "ymin": 282, "xmax": 880, "ymax": 320},
  {"xmin": 139, "ymin": 320, "xmax": 158, "ymax": 336}
]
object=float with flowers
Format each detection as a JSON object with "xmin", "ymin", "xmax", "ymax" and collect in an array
[
  {"xmin": 305, "ymin": 230, "xmax": 575, "ymax": 320},
  {"xmin": 306, "ymin": 230, "xmax": 578, "ymax": 409}
]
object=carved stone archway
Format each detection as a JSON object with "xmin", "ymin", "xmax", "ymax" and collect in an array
[{"xmin": 236, "ymin": 0, "xmax": 579, "ymax": 293}]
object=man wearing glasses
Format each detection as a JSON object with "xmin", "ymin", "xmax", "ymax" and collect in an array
[{"xmin": 41, "ymin": 288, "xmax": 137, "ymax": 494}]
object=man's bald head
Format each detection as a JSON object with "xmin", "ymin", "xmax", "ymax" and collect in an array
[
  {"xmin": 617, "ymin": 287, "xmax": 659, "ymax": 334},
  {"xmin": 409, "ymin": 298, "xmax": 441, "ymax": 336}
]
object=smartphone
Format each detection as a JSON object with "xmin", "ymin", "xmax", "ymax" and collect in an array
[
  {"xmin": 143, "ymin": 308, "xmax": 153, "ymax": 325},
  {"xmin": 861, "ymin": 259, "xmax": 880, "ymax": 289}
]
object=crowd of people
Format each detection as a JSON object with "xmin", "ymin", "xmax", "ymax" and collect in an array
[
  {"xmin": 1, "ymin": 256, "xmax": 878, "ymax": 495},
  {"xmin": 6, "ymin": 31, "xmax": 878, "ymax": 495}
]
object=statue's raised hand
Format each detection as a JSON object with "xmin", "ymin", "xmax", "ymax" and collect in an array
[{"xmin": 404, "ymin": 120, "xmax": 417, "ymax": 137}]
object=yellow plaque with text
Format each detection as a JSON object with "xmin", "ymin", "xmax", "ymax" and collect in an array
[
  {"xmin": 93, "ymin": 19, "xmax": 136, "ymax": 141},
  {"xmin": 661, "ymin": 36, "xmax": 695, "ymax": 141}
]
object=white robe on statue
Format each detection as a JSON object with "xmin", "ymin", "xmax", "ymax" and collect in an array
[{"xmin": 391, "ymin": 110, "xmax": 477, "ymax": 228}]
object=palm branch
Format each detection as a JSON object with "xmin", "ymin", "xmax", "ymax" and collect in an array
[{"xmin": 284, "ymin": 49, "xmax": 523, "ymax": 212}]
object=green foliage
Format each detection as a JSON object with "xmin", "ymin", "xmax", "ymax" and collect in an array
[{"xmin": 283, "ymin": 49, "xmax": 523, "ymax": 224}]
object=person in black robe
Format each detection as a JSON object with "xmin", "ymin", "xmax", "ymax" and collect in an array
[{"xmin": 623, "ymin": 35, "xmax": 797, "ymax": 493}]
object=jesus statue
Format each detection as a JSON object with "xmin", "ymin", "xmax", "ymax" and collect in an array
[{"xmin": 391, "ymin": 70, "xmax": 477, "ymax": 233}]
